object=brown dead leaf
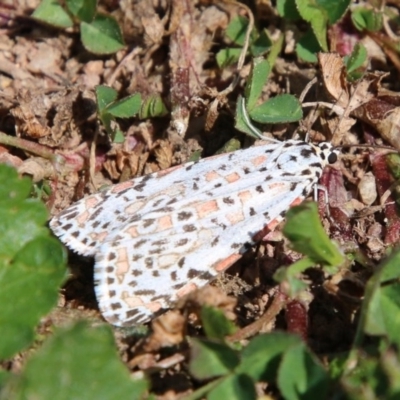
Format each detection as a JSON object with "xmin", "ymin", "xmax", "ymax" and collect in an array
[
  {"xmin": 319, "ymin": 53, "xmax": 349, "ymax": 107},
  {"xmin": 18, "ymin": 157, "xmax": 55, "ymax": 182},
  {"xmin": 144, "ymin": 311, "xmax": 186, "ymax": 352},
  {"xmin": 0, "ymin": 145, "xmax": 23, "ymax": 168},
  {"xmin": 153, "ymin": 139, "xmax": 173, "ymax": 170},
  {"xmin": 178, "ymin": 285, "xmax": 237, "ymax": 323},
  {"xmin": 358, "ymin": 171, "xmax": 377, "ymax": 206},
  {"xmin": 10, "ymin": 87, "xmax": 87, "ymax": 148},
  {"xmin": 370, "ymin": 151, "xmax": 400, "ymax": 244},
  {"xmin": 353, "ymin": 89, "xmax": 400, "ymax": 150}
]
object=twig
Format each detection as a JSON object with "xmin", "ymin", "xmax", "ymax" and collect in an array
[
  {"xmin": 227, "ymin": 291, "xmax": 287, "ymax": 342},
  {"xmin": 0, "ymin": 130, "xmax": 56, "ymax": 161}
]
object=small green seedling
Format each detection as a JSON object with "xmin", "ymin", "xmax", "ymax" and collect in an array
[
  {"xmin": 234, "ymin": 57, "xmax": 303, "ymax": 139},
  {"xmin": 277, "ymin": 0, "xmax": 351, "ymax": 62},
  {"xmin": 217, "ymin": 16, "xmax": 272, "ymax": 68},
  {"xmin": 95, "ymin": 85, "xmax": 167, "ymax": 143},
  {"xmin": 274, "ymin": 202, "xmax": 345, "ymax": 297},
  {"xmin": 33, "ymin": 0, "xmax": 124, "ymax": 54}
]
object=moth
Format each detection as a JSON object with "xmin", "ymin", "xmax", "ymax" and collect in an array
[{"xmin": 50, "ymin": 139, "xmax": 337, "ymax": 326}]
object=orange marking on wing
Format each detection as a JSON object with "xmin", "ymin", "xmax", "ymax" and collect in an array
[
  {"xmin": 290, "ymin": 197, "xmax": 303, "ymax": 207},
  {"xmin": 77, "ymin": 210, "xmax": 90, "ymax": 225},
  {"xmin": 146, "ymin": 301, "xmax": 163, "ymax": 312},
  {"xmin": 125, "ymin": 225, "xmax": 139, "ymax": 238},
  {"xmin": 159, "ymin": 254, "xmax": 179, "ymax": 268},
  {"xmin": 196, "ymin": 200, "xmax": 219, "ymax": 218},
  {"xmin": 91, "ymin": 231, "xmax": 108, "ymax": 243},
  {"xmin": 125, "ymin": 201, "xmax": 145, "ymax": 215},
  {"xmin": 111, "ymin": 181, "xmax": 134, "ymax": 193},
  {"xmin": 121, "ymin": 292, "xmax": 144, "ymax": 307},
  {"xmin": 238, "ymin": 190, "xmax": 252, "ymax": 204},
  {"xmin": 176, "ymin": 282, "xmax": 198, "ymax": 298},
  {"xmin": 213, "ymin": 254, "xmax": 242, "ymax": 272},
  {"xmin": 226, "ymin": 172, "xmax": 240, "ymax": 183},
  {"xmin": 266, "ymin": 218, "xmax": 281, "ymax": 231},
  {"xmin": 115, "ymin": 248, "xmax": 129, "ymax": 281},
  {"xmin": 226, "ymin": 210, "xmax": 244, "ymax": 225},
  {"xmin": 157, "ymin": 165, "xmax": 182, "ymax": 177},
  {"xmin": 122, "ymin": 294, "xmax": 162, "ymax": 313},
  {"xmin": 268, "ymin": 182, "xmax": 286, "ymax": 190},
  {"xmin": 205, "ymin": 170, "xmax": 220, "ymax": 181},
  {"xmin": 157, "ymin": 215, "xmax": 173, "ymax": 232},
  {"xmin": 251, "ymin": 155, "xmax": 267, "ymax": 166},
  {"xmin": 85, "ymin": 197, "xmax": 101, "ymax": 209}
]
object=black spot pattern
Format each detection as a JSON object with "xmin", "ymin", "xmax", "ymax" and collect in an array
[
  {"xmin": 178, "ymin": 257, "xmax": 185, "ymax": 268},
  {"xmin": 178, "ymin": 211, "xmax": 193, "ymax": 220},
  {"xmin": 134, "ymin": 289, "xmax": 156, "ymax": 295},
  {"xmin": 143, "ymin": 219, "xmax": 155, "ymax": 227},
  {"xmin": 223, "ymin": 197, "xmax": 234, "ymax": 204},
  {"xmin": 183, "ymin": 224, "xmax": 196, "ymax": 232},
  {"xmin": 134, "ymin": 239, "xmax": 148, "ymax": 248},
  {"xmin": 256, "ymin": 186, "xmax": 264, "ymax": 193},
  {"xmin": 187, "ymin": 268, "xmax": 199, "ymax": 279}
]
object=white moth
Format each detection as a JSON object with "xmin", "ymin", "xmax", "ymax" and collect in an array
[{"xmin": 50, "ymin": 139, "xmax": 337, "ymax": 326}]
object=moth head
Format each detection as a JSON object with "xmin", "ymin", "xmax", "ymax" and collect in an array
[{"xmin": 313, "ymin": 142, "xmax": 339, "ymax": 166}]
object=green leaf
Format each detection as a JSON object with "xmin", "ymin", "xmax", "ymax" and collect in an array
[
  {"xmin": 139, "ymin": 94, "xmax": 168, "ymax": 118},
  {"xmin": 216, "ymin": 48, "xmax": 243, "ymax": 68},
  {"xmin": 316, "ymin": 0, "xmax": 350, "ymax": 24},
  {"xmin": 0, "ymin": 166, "xmax": 31, "ymax": 203},
  {"xmin": 267, "ymin": 33, "xmax": 284, "ymax": 69},
  {"xmin": 386, "ymin": 153, "xmax": 400, "ymax": 179},
  {"xmin": 0, "ymin": 165, "xmax": 67, "ymax": 359},
  {"xmin": 377, "ymin": 284, "xmax": 400, "ymax": 347},
  {"xmin": 225, "ymin": 16, "xmax": 254, "ymax": 47},
  {"xmin": 282, "ymin": 202, "xmax": 344, "ymax": 267},
  {"xmin": 80, "ymin": 13, "xmax": 124, "ymax": 54},
  {"xmin": 249, "ymin": 94, "xmax": 303, "ymax": 124},
  {"xmin": 295, "ymin": 0, "xmax": 329, "ymax": 51},
  {"xmin": 208, "ymin": 374, "xmax": 256, "ymax": 400},
  {"xmin": 344, "ymin": 42, "xmax": 367, "ymax": 78},
  {"xmin": 277, "ymin": 0, "xmax": 301, "ymax": 20},
  {"xmin": 66, "ymin": 0, "xmax": 97, "ymax": 23},
  {"xmin": 1, "ymin": 322, "xmax": 148, "ymax": 399},
  {"xmin": 98, "ymin": 111, "xmax": 114, "ymax": 136},
  {"xmin": 0, "ymin": 236, "xmax": 66, "ymax": 359},
  {"xmin": 278, "ymin": 343, "xmax": 329, "ymax": 400},
  {"xmin": 340, "ymin": 353, "xmax": 390, "ymax": 399},
  {"xmin": 215, "ymin": 138, "xmax": 242, "ymax": 155},
  {"xmin": 273, "ymin": 257, "xmax": 313, "ymax": 297},
  {"xmin": 189, "ymin": 339, "xmax": 240, "ymax": 380},
  {"xmin": 32, "ymin": 0, "xmax": 73, "ymax": 28},
  {"xmin": 237, "ymin": 332, "xmax": 302, "ymax": 381},
  {"xmin": 358, "ymin": 250, "xmax": 400, "ymax": 346},
  {"xmin": 250, "ymin": 30, "xmax": 272, "ymax": 57},
  {"xmin": 244, "ymin": 58, "xmax": 270, "ymax": 111},
  {"xmin": 95, "ymin": 85, "xmax": 118, "ymax": 113},
  {"xmin": 113, "ymin": 130, "xmax": 125, "ymax": 143},
  {"xmin": 0, "ymin": 201, "xmax": 48, "ymax": 258},
  {"xmin": 106, "ymin": 93, "xmax": 142, "ymax": 118},
  {"xmin": 201, "ymin": 306, "xmax": 237, "ymax": 340},
  {"xmin": 351, "ymin": 7, "xmax": 383, "ymax": 32},
  {"xmin": 296, "ymin": 29, "xmax": 321, "ymax": 63}
]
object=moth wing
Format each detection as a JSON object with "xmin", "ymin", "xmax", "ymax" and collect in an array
[
  {"xmin": 50, "ymin": 143, "xmax": 281, "ymax": 256},
  {"xmin": 94, "ymin": 175, "xmax": 312, "ymax": 326}
]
